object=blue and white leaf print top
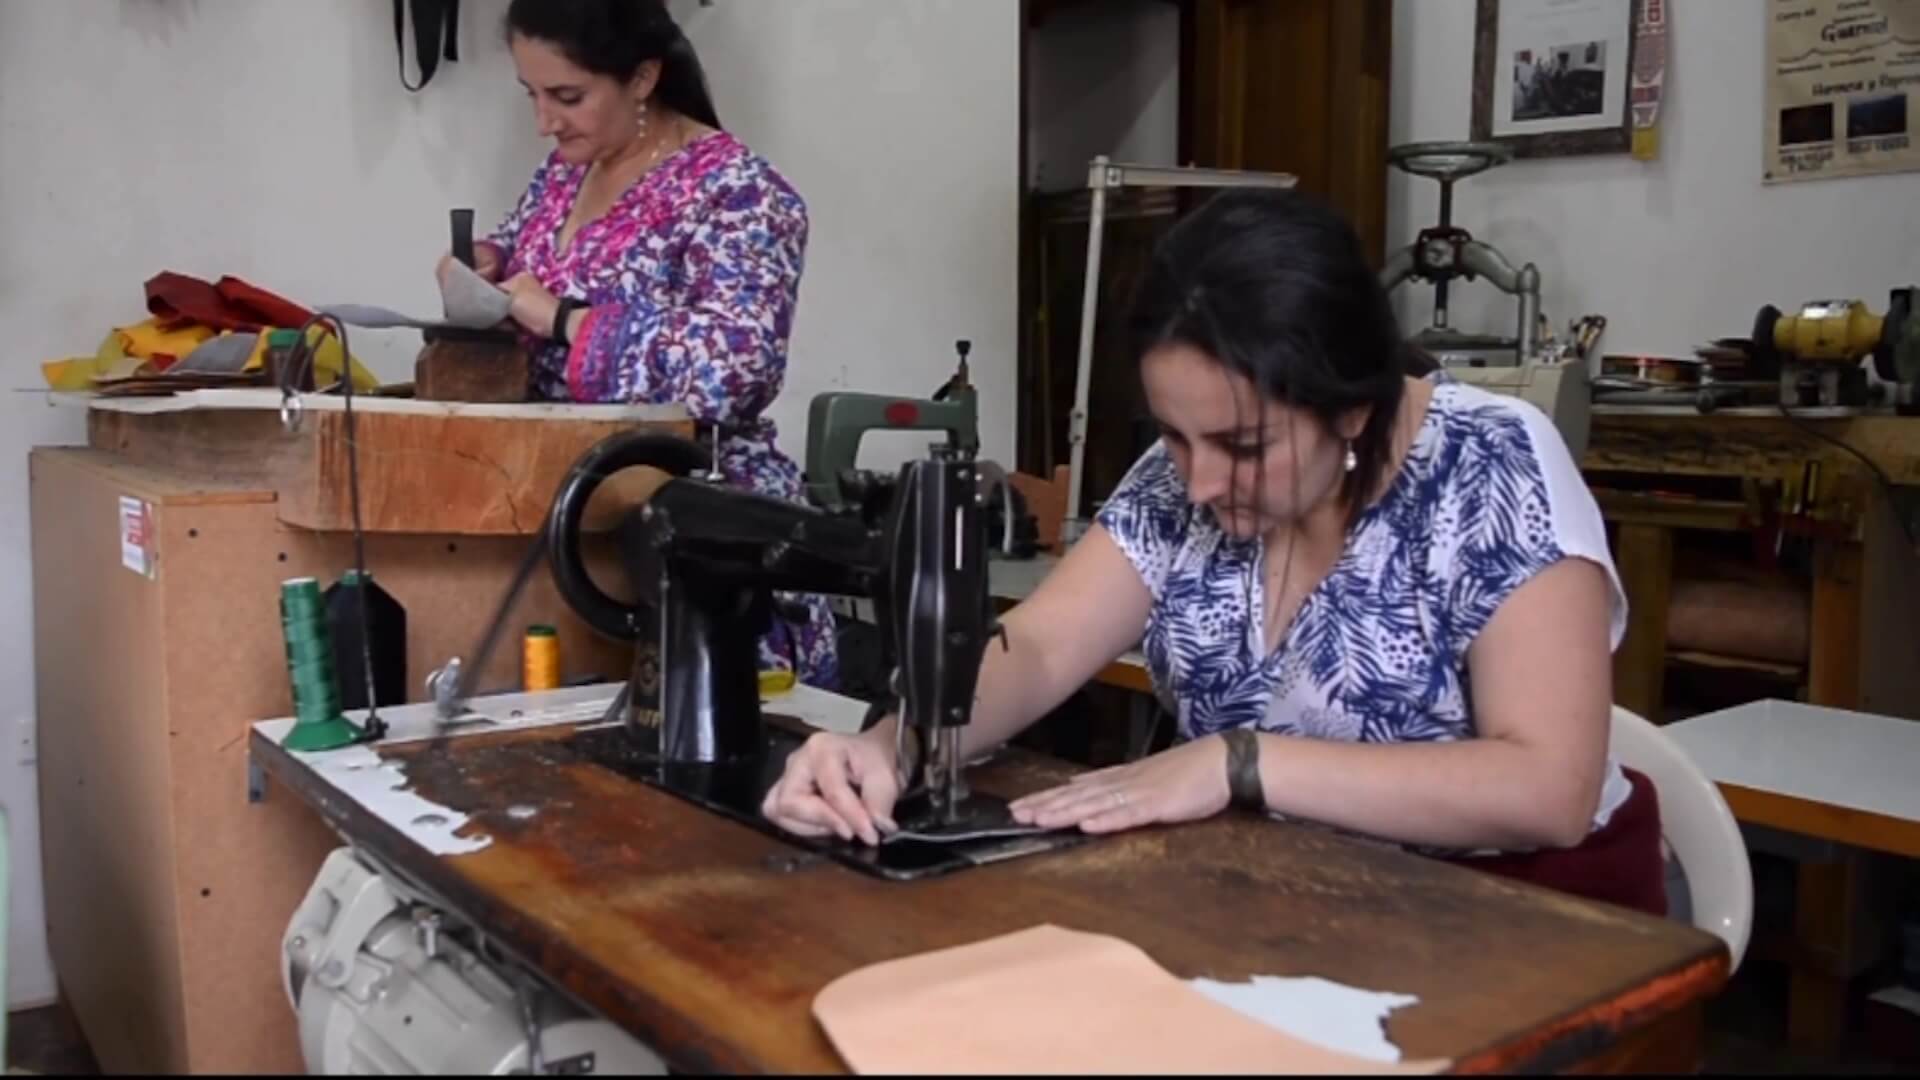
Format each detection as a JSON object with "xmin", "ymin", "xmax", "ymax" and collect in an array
[{"xmin": 1097, "ymin": 376, "xmax": 1634, "ymax": 834}]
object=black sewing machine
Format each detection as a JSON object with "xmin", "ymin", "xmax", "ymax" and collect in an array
[{"xmin": 543, "ymin": 431, "xmax": 1085, "ymax": 880}]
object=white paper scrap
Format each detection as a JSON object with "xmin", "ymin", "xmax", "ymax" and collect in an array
[
  {"xmin": 298, "ymin": 743, "xmax": 491, "ymax": 856},
  {"xmin": 1188, "ymin": 975, "xmax": 1419, "ymax": 1064}
]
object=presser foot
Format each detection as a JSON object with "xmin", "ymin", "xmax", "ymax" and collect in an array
[{"xmin": 884, "ymin": 789, "xmax": 1056, "ymax": 845}]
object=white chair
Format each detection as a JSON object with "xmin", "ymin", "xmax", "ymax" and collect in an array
[{"xmin": 1609, "ymin": 706, "xmax": 1753, "ymax": 973}]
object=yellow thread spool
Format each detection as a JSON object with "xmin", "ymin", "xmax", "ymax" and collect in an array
[{"xmin": 523, "ymin": 624, "xmax": 560, "ymax": 691}]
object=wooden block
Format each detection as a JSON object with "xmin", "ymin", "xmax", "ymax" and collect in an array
[
  {"xmin": 1007, "ymin": 465, "xmax": 1069, "ymax": 554},
  {"xmin": 414, "ymin": 333, "xmax": 530, "ymax": 403}
]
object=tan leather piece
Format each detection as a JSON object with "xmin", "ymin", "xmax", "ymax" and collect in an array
[{"xmin": 812, "ymin": 924, "xmax": 1449, "ymax": 1075}]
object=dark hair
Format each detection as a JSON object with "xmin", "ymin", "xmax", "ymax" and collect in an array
[
  {"xmin": 1129, "ymin": 188, "xmax": 1422, "ymax": 519},
  {"xmin": 506, "ymin": 0, "xmax": 721, "ymax": 130}
]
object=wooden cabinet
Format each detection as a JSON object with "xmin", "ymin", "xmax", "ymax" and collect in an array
[{"xmin": 31, "ymin": 402, "xmax": 684, "ymax": 1072}]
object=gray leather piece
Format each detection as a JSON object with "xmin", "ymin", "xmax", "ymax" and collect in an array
[{"xmin": 320, "ymin": 258, "xmax": 513, "ymax": 331}]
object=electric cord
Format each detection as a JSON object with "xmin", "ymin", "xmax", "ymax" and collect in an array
[{"xmin": 279, "ymin": 314, "xmax": 388, "ymax": 740}]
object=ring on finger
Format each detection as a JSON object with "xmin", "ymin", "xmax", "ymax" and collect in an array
[{"xmin": 1110, "ymin": 790, "xmax": 1127, "ymax": 810}]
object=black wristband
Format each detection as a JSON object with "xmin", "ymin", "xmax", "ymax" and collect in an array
[
  {"xmin": 1220, "ymin": 729, "xmax": 1266, "ymax": 812},
  {"xmin": 551, "ymin": 297, "xmax": 585, "ymax": 344}
]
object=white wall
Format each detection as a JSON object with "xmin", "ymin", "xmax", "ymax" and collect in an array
[
  {"xmin": 677, "ymin": 0, "xmax": 1021, "ymax": 466},
  {"xmin": 0, "ymin": 0, "xmax": 1018, "ymax": 1011},
  {"xmin": 1027, "ymin": 0, "xmax": 1181, "ymax": 191},
  {"xmin": 1389, "ymin": 0, "xmax": 1920, "ymax": 355}
]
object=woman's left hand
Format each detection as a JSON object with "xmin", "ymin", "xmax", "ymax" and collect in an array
[
  {"xmin": 502, "ymin": 272, "xmax": 558, "ymax": 336},
  {"xmin": 1009, "ymin": 735, "xmax": 1232, "ymax": 835}
]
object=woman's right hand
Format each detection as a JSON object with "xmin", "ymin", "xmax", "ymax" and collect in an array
[
  {"xmin": 436, "ymin": 245, "xmax": 502, "ymax": 287},
  {"xmin": 761, "ymin": 728, "xmax": 902, "ymax": 846}
]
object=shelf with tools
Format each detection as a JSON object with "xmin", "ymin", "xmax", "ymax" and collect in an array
[{"xmin": 1580, "ymin": 411, "xmax": 1920, "ymax": 726}]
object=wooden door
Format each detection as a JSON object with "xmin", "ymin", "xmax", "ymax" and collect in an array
[
  {"xmin": 1185, "ymin": 0, "xmax": 1393, "ymax": 264},
  {"xmin": 1017, "ymin": 0, "xmax": 1395, "ymax": 481}
]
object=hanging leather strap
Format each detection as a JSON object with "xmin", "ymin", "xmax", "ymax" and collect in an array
[{"xmin": 395, "ymin": 0, "xmax": 461, "ymax": 92}]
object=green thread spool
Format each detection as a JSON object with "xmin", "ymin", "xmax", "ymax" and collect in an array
[{"xmin": 280, "ymin": 577, "xmax": 365, "ymax": 752}]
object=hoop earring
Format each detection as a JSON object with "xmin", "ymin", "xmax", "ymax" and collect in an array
[{"xmin": 1343, "ymin": 442, "xmax": 1358, "ymax": 473}]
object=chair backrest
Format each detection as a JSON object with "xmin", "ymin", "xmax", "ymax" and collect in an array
[{"xmin": 1608, "ymin": 706, "xmax": 1752, "ymax": 972}]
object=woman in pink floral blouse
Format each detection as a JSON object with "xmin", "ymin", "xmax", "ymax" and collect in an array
[{"xmin": 437, "ymin": 0, "xmax": 837, "ymax": 686}]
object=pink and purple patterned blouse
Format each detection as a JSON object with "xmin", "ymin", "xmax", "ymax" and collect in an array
[{"xmin": 483, "ymin": 132, "xmax": 838, "ymax": 688}]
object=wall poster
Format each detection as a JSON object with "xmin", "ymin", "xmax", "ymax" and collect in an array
[{"xmin": 1765, "ymin": 0, "xmax": 1920, "ymax": 183}]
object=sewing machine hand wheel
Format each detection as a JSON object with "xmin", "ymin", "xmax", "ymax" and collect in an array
[
  {"xmin": 1387, "ymin": 141, "xmax": 1512, "ymax": 182},
  {"xmin": 546, "ymin": 431, "xmax": 711, "ymax": 641}
]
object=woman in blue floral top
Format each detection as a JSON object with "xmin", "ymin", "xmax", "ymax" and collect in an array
[{"xmin": 765, "ymin": 190, "xmax": 1664, "ymax": 916}]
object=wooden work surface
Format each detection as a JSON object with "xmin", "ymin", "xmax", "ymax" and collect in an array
[
  {"xmin": 251, "ymin": 721, "xmax": 1727, "ymax": 1075},
  {"xmin": 86, "ymin": 390, "xmax": 693, "ymax": 535},
  {"xmin": 1586, "ymin": 408, "xmax": 1920, "ymax": 485}
]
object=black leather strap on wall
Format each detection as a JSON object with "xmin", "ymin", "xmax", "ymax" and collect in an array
[{"xmin": 395, "ymin": 0, "xmax": 461, "ymax": 92}]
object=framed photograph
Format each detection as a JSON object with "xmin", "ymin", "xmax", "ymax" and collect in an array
[{"xmin": 1472, "ymin": 0, "xmax": 1642, "ymax": 158}]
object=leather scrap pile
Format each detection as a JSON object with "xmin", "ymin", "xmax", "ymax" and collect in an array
[{"xmin": 41, "ymin": 271, "xmax": 378, "ymax": 396}]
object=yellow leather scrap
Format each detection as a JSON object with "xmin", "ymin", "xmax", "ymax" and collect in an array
[
  {"xmin": 241, "ymin": 327, "xmax": 380, "ymax": 392},
  {"xmin": 42, "ymin": 323, "xmax": 379, "ymax": 393}
]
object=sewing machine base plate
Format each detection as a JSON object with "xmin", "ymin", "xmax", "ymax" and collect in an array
[{"xmin": 564, "ymin": 724, "xmax": 1088, "ymax": 880}]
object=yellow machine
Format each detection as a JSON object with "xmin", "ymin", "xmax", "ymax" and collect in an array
[{"xmin": 1754, "ymin": 288, "xmax": 1917, "ymax": 410}]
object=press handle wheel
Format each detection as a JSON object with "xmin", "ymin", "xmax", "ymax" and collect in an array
[
  {"xmin": 1387, "ymin": 141, "xmax": 1512, "ymax": 182},
  {"xmin": 546, "ymin": 431, "xmax": 711, "ymax": 641}
]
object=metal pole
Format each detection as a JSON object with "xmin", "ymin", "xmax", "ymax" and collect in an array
[
  {"xmin": 1059, "ymin": 158, "xmax": 1296, "ymax": 545},
  {"xmin": 1063, "ymin": 157, "xmax": 1112, "ymax": 544}
]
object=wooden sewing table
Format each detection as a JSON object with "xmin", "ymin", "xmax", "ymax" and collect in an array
[{"xmin": 249, "ymin": 690, "xmax": 1728, "ymax": 1074}]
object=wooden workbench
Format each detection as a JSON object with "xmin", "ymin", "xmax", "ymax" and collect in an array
[
  {"xmin": 1583, "ymin": 407, "xmax": 1920, "ymax": 722},
  {"xmin": 249, "ymin": 708, "xmax": 1729, "ymax": 1074},
  {"xmin": 30, "ymin": 394, "xmax": 691, "ymax": 1073},
  {"xmin": 1583, "ymin": 406, "xmax": 1920, "ymax": 1052}
]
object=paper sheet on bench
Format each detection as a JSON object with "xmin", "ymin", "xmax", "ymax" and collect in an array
[{"xmin": 812, "ymin": 924, "xmax": 1447, "ymax": 1075}]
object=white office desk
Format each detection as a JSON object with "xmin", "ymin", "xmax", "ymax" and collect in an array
[
  {"xmin": 1666, "ymin": 699, "xmax": 1920, "ymax": 858},
  {"xmin": 1667, "ymin": 698, "xmax": 1920, "ymax": 1049}
]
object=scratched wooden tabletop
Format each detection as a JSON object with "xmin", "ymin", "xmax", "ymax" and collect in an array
[{"xmin": 252, "ymin": 720, "xmax": 1728, "ymax": 1074}]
